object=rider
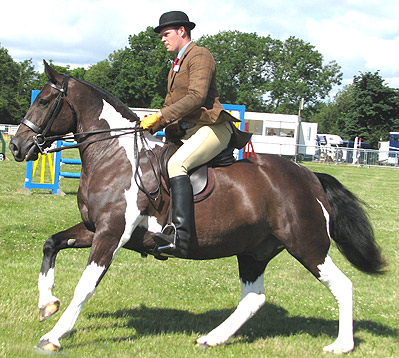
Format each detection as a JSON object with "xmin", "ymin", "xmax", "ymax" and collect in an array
[{"xmin": 140, "ymin": 11, "xmax": 251, "ymax": 258}]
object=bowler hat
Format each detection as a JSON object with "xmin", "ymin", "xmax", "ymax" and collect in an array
[{"xmin": 154, "ymin": 11, "xmax": 196, "ymax": 33}]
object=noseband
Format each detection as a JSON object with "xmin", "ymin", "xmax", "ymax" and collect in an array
[
  {"xmin": 19, "ymin": 74, "xmax": 159, "ymax": 202},
  {"xmin": 21, "ymin": 75, "xmax": 76, "ymax": 154}
]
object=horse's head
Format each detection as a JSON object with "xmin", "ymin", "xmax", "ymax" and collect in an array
[{"xmin": 9, "ymin": 61, "xmax": 78, "ymax": 162}]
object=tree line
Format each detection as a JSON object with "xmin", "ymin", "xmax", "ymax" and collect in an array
[{"xmin": 1, "ymin": 28, "xmax": 398, "ymax": 147}]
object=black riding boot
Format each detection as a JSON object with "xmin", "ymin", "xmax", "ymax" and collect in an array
[{"xmin": 154, "ymin": 175, "xmax": 194, "ymax": 258}]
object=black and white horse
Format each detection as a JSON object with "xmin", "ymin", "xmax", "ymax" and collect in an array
[{"xmin": 9, "ymin": 62, "xmax": 385, "ymax": 353}]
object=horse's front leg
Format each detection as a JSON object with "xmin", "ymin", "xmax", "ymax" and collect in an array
[
  {"xmin": 37, "ymin": 215, "xmax": 143, "ymax": 352},
  {"xmin": 39, "ymin": 222, "xmax": 94, "ymax": 322}
]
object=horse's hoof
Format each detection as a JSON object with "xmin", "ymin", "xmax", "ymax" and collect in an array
[
  {"xmin": 195, "ymin": 342, "xmax": 210, "ymax": 350},
  {"xmin": 39, "ymin": 301, "xmax": 60, "ymax": 322},
  {"xmin": 323, "ymin": 341, "xmax": 354, "ymax": 354},
  {"xmin": 36, "ymin": 339, "xmax": 60, "ymax": 352},
  {"xmin": 196, "ymin": 336, "xmax": 220, "ymax": 348}
]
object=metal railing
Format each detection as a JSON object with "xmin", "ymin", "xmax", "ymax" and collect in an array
[
  {"xmin": 314, "ymin": 146, "xmax": 399, "ymax": 167},
  {"xmin": 257, "ymin": 143, "xmax": 399, "ymax": 168}
]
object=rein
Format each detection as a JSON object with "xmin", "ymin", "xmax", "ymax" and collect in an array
[
  {"xmin": 133, "ymin": 128, "xmax": 163, "ymax": 204},
  {"xmin": 22, "ymin": 74, "xmax": 162, "ymax": 203},
  {"xmin": 41, "ymin": 126, "xmax": 143, "ymax": 154},
  {"xmin": 22, "ymin": 76, "xmax": 75, "ymax": 154},
  {"xmin": 21, "ymin": 75, "xmax": 143, "ymax": 155}
]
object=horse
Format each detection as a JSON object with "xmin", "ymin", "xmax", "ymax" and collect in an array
[{"xmin": 9, "ymin": 61, "xmax": 385, "ymax": 354}]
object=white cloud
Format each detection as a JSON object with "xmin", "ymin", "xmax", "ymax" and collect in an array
[
  {"xmin": 1, "ymin": 0, "xmax": 398, "ymax": 92},
  {"xmin": 306, "ymin": 8, "xmax": 399, "ymax": 84}
]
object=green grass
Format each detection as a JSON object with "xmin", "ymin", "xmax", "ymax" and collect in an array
[{"xmin": 0, "ymin": 146, "xmax": 398, "ymax": 358}]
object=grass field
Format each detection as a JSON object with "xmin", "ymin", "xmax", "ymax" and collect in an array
[{"xmin": 0, "ymin": 145, "xmax": 398, "ymax": 358}]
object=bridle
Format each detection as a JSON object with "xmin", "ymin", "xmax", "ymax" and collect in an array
[
  {"xmin": 21, "ymin": 74, "xmax": 162, "ymax": 203},
  {"xmin": 21, "ymin": 75, "xmax": 77, "ymax": 154},
  {"xmin": 21, "ymin": 75, "xmax": 143, "ymax": 154}
]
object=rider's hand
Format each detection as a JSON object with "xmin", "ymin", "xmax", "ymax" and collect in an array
[{"xmin": 140, "ymin": 113, "xmax": 160, "ymax": 129}]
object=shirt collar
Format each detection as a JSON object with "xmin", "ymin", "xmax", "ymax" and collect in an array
[{"xmin": 177, "ymin": 41, "xmax": 192, "ymax": 59}]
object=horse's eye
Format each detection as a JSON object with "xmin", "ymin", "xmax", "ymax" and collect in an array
[{"xmin": 38, "ymin": 98, "xmax": 49, "ymax": 106}]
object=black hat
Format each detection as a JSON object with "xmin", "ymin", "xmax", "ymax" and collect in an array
[{"xmin": 154, "ymin": 11, "xmax": 196, "ymax": 33}]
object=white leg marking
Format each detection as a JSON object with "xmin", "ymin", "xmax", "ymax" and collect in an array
[
  {"xmin": 40, "ymin": 262, "xmax": 105, "ymax": 348},
  {"xmin": 318, "ymin": 255, "xmax": 354, "ymax": 354},
  {"xmin": 38, "ymin": 268, "xmax": 59, "ymax": 309},
  {"xmin": 317, "ymin": 199, "xmax": 332, "ymax": 240},
  {"xmin": 197, "ymin": 274, "xmax": 265, "ymax": 346}
]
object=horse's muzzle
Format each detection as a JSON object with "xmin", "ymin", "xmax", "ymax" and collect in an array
[{"xmin": 9, "ymin": 137, "xmax": 37, "ymax": 162}]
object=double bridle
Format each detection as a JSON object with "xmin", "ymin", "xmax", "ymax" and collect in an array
[
  {"xmin": 21, "ymin": 75, "xmax": 77, "ymax": 154},
  {"xmin": 21, "ymin": 74, "xmax": 162, "ymax": 202},
  {"xmin": 21, "ymin": 75, "xmax": 143, "ymax": 154}
]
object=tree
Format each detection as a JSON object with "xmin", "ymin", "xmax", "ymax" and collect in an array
[
  {"xmin": 309, "ymin": 84, "xmax": 354, "ymax": 137},
  {"xmin": 36, "ymin": 60, "xmax": 86, "ymax": 86},
  {"xmin": 0, "ymin": 46, "xmax": 19, "ymax": 123},
  {"xmin": 197, "ymin": 32, "xmax": 342, "ymax": 113},
  {"xmin": 392, "ymin": 89, "xmax": 399, "ymax": 131},
  {"xmin": 197, "ymin": 31, "xmax": 273, "ymax": 111},
  {"xmin": 85, "ymin": 60, "xmax": 113, "ymax": 90},
  {"xmin": 267, "ymin": 36, "xmax": 342, "ymax": 114},
  {"xmin": 0, "ymin": 46, "xmax": 40, "ymax": 124},
  {"xmin": 0, "ymin": 30, "xmax": 346, "ymax": 123},
  {"xmin": 102, "ymin": 27, "xmax": 171, "ymax": 108},
  {"xmin": 342, "ymin": 71, "xmax": 399, "ymax": 146}
]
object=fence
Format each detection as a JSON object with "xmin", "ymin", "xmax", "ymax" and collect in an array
[{"xmin": 267, "ymin": 143, "xmax": 399, "ymax": 168}]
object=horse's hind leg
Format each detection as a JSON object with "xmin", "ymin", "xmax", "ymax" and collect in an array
[
  {"xmin": 317, "ymin": 255, "xmax": 354, "ymax": 354},
  {"xmin": 39, "ymin": 222, "xmax": 93, "ymax": 322},
  {"xmin": 197, "ymin": 255, "xmax": 268, "ymax": 347},
  {"xmin": 285, "ymin": 242, "xmax": 354, "ymax": 353}
]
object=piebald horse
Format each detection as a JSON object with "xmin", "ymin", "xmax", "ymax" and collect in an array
[{"xmin": 9, "ymin": 62, "xmax": 385, "ymax": 354}]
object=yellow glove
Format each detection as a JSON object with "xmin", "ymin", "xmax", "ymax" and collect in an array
[{"xmin": 140, "ymin": 113, "xmax": 160, "ymax": 129}]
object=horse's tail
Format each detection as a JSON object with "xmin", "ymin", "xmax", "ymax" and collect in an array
[{"xmin": 315, "ymin": 172, "xmax": 386, "ymax": 275}]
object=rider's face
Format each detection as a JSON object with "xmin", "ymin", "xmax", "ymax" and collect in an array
[{"xmin": 160, "ymin": 26, "xmax": 185, "ymax": 54}]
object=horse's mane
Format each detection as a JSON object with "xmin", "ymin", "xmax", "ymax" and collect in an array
[{"xmin": 73, "ymin": 76, "xmax": 141, "ymax": 124}]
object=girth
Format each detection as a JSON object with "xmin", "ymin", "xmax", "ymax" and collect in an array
[{"xmin": 160, "ymin": 141, "xmax": 236, "ymax": 203}]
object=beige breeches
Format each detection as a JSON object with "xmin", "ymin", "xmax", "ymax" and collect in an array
[{"xmin": 168, "ymin": 121, "xmax": 232, "ymax": 178}]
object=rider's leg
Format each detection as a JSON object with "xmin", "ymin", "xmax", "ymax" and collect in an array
[{"xmin": 154, "ymin": 122, "xmax": 232, "ymax": 257}]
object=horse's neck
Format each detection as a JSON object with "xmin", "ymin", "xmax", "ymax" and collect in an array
[{"xmin": 78, "ymin": 108, "xmax": 163, "ymax": 168}]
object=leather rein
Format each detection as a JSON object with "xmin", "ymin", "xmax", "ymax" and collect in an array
[
  {"xmin": 21, "ymin": 75, "xmax": 162, "ymax": 203},
  {"xmin": 21, "ymin": 75, "xmax": 143, "ymax": 154}
]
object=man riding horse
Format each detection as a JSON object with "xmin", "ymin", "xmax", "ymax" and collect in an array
[{"xmin": 140, "ymin": 11, "xmax": 251, "ymax": 258}]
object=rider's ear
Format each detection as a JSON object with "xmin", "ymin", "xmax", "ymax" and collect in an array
[{"xmin": 44, "ymin": 60, "xmax": 63, "ymax": 85}]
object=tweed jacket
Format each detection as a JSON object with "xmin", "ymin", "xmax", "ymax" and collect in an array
[{"xmin": 159, "ymin": 42, "xmax": 251, "ymax": 149}]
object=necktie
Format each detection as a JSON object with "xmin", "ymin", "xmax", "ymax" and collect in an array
[{"xmin": 172, "ymin": 57, "xmax": 179, "ymax": 69}]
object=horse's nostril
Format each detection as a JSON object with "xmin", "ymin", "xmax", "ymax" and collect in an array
[
  {"xmin": 9, "ymin": 141, "xmax": 24, "ymax": 161},
  {"xmin": 9, "ymin": 142, "xmax": 17, "ymax": 154}
]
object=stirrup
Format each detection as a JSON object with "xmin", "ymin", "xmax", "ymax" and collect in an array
[
  {"xmin": 155, "ymin": 223, "xmax": 177, "ymax": 251},
  {"xmin": 157, "ymin": 242, "xmax": 177, "ymax": 252},
  {"xmin": 155, "ymin": 222, "xmax": 189, "ymax": 259}
]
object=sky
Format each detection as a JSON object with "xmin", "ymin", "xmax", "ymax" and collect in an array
[{"xmin": 1, "ymin": 0, "xmax": 399, "ymax": 99}]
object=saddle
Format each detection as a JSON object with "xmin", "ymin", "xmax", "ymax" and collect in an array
[{"xmin": 160, "ymin": 141, "xmax": 236, "ymax": 203}]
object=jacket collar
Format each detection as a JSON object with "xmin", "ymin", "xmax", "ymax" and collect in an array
[
  {"xmin": 177, "ymin": 41, "xmax": 193, "ymax": 59},
  {"xmin": 170, "ymin": 42, "xmax": 196, "ymax": 83}
]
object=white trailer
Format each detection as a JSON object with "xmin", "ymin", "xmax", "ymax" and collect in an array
[
  {"xmin": 245, "ymin": 112, "xmax": 318, "ymax": 160},
  {"xmin": 129, "ymin": 108, "xmax": 318, "ymax": 160}
]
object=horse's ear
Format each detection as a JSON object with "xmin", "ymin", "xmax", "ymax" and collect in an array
[{"xmin": 43, "ymin": 60, "xmax": 62, "ymax": 84}]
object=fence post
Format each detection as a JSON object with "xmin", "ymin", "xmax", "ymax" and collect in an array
[
  {"xmin": 0, "ymin": 131, "xmax": 5, "ymax": 160},
  {"xmin": 222, "ymin": 104, "xmax": 247, "ymax": 160}
]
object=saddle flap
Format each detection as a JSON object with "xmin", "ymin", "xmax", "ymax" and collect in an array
[
  {"xmin": 160, "ymin": 141, "xmax": 234, "ymax": 201},
  {"xmin": 189, "ymin": 165, "xmax": 208, "ymax": 195}
]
